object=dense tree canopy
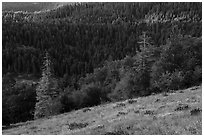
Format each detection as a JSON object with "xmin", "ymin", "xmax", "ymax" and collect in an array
[
  {"xmin": 2, "ymin": 2, "xmax": 201, "ymax": 80},
  {"xmin": 2, "ymin": 2, "xmax": 202, "ymax": 125}
]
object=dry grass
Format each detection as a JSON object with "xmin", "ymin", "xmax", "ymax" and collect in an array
[{"xmin": 2, "ymin": 86, "xmax": 202, "ymax": 135}]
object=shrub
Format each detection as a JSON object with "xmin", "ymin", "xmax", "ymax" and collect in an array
[
  {"xmin": 99, "ymin": 86, "xmax": 112, "ymax": 103},
  {"xmin": 2, "ymin": 84, "xmax": 36, "ymax": 125},
  {"xmin": 71, "ymin": 90, "xmax": 84, "ymax": 109},
  {"xmin": 127, "ymin": 99, "xmax": 137, "ymax": 104},
  {"xmin": 109, "ymin": 72, "xmax": 134, "ymax": 101},
  {"xmin": 82, "ymin": 108, "xmax": 92, "ymax": 112},
  {"xmin": 81, "ymin": 84, "xmax": 102, "ymax": 107},
  {"xmin": 182, "ymin": 70, "xmax": 194, "ymax": 87},
  {"xmin": 113, "ymin": 103, "xmax": 126, "ymax": 108},
  {"xmin": 68, "ymin": 122, "xmax": 89, "ymax": 130},
  {"xmin": 192, "ymin": 66, "xmax": 202, "ymax": 85},
  {"xmin": 144, "ymin": 110, "xmax": 154, "ymax": 115},
  {"xmin": 64, "ymin": 84, "xmax": 102, "ymax": 111},
  {"xmin": 168, "ymin": 70, "xmax": 184, "ymax": 90},
  {"xmin": 60, "ymin": 93, "xmax": 76, "ymax": 113},
  {"xmin": 190, "ymin": 108, "xmax": 202, "ymax": 116},
  {"xmin": 151, "ymin": 36, "xmax": 201, "ymax": 90},
  {"xmin": 2, "ymin": 99, "xmax": 11, "ymax": 126},
  {"xmin": 152, "ymin": 70, "xmax": 184, "ymax": 92},
  {"xmin": 94, "ymin": 67, "xmax": 108, "ymax": 84},
  {"xmin": 133, "ymin": 68, "xmax": 151, "ymax": 96},
  {"xmin": 122, "ymin": 55, "xmax": 135, "ymax": 68},
  {"xmin": 117, "ymin": 111, "xmax": 128, "ymax": 116},
  {"xmin": 174, "ymin": 103, "xmax": 189, "ymax": 111}
]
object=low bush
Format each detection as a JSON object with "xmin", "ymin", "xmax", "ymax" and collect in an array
[
  {"xmin": 152, "ymin": 70, "xmax": 184, "ymax": 92},
  {"xmin": 68, "ymin": 122, "xmax": 89, "ymax": 130},
  {"xmin": 168, "ymin": 70, "xmax": 184, "ymax": 90},
  {"xmin": 174, "ymin": 103, "xmax": 189, "ymax": 111},
  {"xmin": 190, "ymin": 108, "xmax": 202, "ymax": 116},
  {"xmin": 113, "ymin": 102, "xmax": 126, "ymax": 108},
  {"xmin": 81, "ymin": 84, "xmax": 102, "ymax": 107},
  {"xmin": 109, "ymin": 72, "xmax": 135, "ymax": 101},
  {"xmin": 2, "ymin": 83, "xmax": 36, "ymax": 125},
  {"xmin": 144, "ymin": 110, "xmax": 155, "ymax": 115},
  {"xmin": 61, "ymin": 84, "xmax": 102, "ymax": 112},
  {"xmin": 60, "ymin": 93, "xmax": 76, "ymax": 113},
  {"xmin": 117, "ymin": 111, "xmax": 128, "ymax": 116},
  {"xmin": 82, "ymin": 108, "xmax": 92, "ymax": 112},
  {"xmin": 183, "ymin": 66, "xmax": 202, "ymax": 86},
  {"xmin": 127, "ymin": 99, "xmax": 137, "ymax": 104}
]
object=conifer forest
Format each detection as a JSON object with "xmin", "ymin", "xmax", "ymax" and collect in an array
[{"xmin": 2, "ymin": 2, "xmax": 202, "ymax": 134}]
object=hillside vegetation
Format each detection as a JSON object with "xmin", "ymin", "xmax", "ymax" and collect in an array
[
  {"xmin": 2, "ymin": 2, "xmax": 202, "ymax": 128},
  {"xmin": 2, "ymin": 2, "xmax": 72, "ymax": 12},
  {"xmin": 3, "ymin": 86, "xmax": 202, "ymax": 135}
]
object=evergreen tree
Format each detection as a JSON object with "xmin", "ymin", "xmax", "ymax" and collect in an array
[
  {"xmin": 133, "ymin": 32, "xmax": 156, "ymax": 95},
  {"xmin": 34, "ymin": 51, "xmax": 59, "ymax": 119}
]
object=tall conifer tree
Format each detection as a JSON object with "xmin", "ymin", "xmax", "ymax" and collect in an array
[{"xmin": 34, "ymin": 51, "xmax": 55, "ymax": 119}]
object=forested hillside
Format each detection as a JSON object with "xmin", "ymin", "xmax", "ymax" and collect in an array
[
  {"xmin": 2, "ymin": 2, "xmax": 72, "ymax": 12},
  {"xmin": 2, "ymin": 2, "xmax": 202, "ymax": 126}
]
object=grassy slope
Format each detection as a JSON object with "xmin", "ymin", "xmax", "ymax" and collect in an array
[{"xmin": 2, "ymin": 86, "xmax": 202, "ymax": 135}]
